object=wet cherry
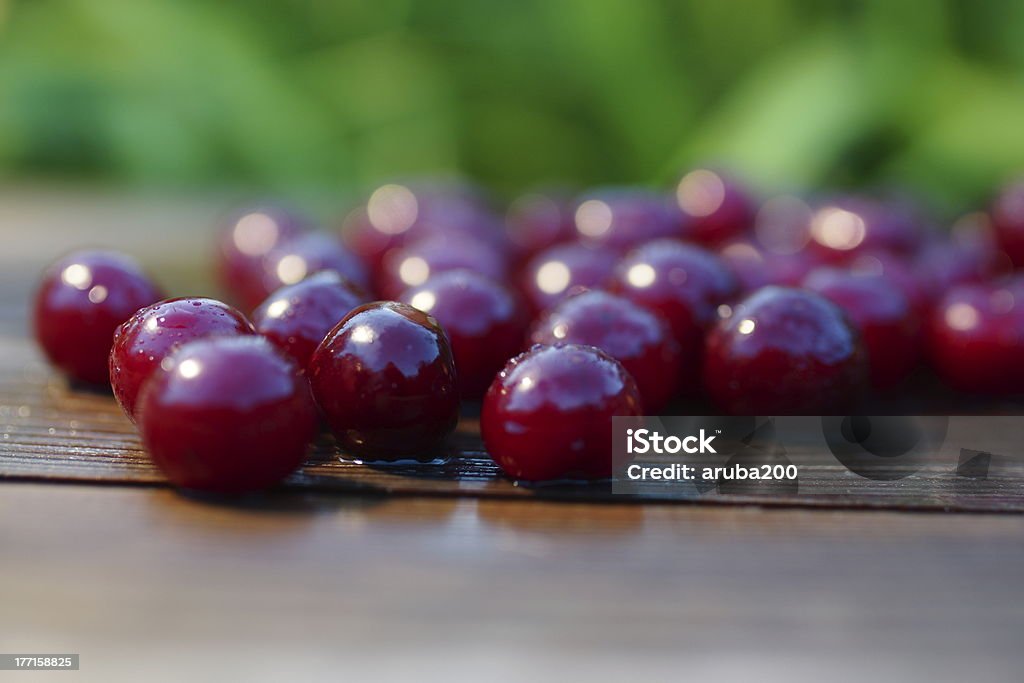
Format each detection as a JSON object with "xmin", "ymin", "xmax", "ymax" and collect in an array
[
  {"xmin": 803, "ymin": 268, "xmax": 920, "ymax": 389},
  {"xmin": 807, "ymin": 196, "xmax": 927, "ymax": 263},
  {"xmin": 752, "ymin": 194, "xmax": 814, "ymax": 255},
  {"xmin": 341, "ymin": 181, "xmax": 503, "ymax": 270},
  {"xmin": 572, "ymin": 188, "xmax": 680, "ymax": 252},
  {"xmin": 138, "ymin": 336, "xmax": 317, "ymax": 494},
  {"xmin": 718, "ymin": 195, "xmax": 827, "ymax": 291},
  {"xmin": 915, "ymin": 239, "xmax": 1010, "ymax": 296},
  {"xmin": 309, "ymin": 301, "xmax": 459, "ymax": 460},
  {"xmin": 401, "ymin": 270, "xmax": 527, "ymax": 399},
  {"xmin": 504, "ymin": 192, "xmax": 577, "ymax": 263},
  {"xmin": 34, "ymin": 250, "xmax": 164, "ymax": 386},
  {"xmin": 843, "ymin": 250, "xmax": 931, "ymax": 317},
  {"xmin": 717, "ymin": 239, "xmax": 821, "ymax": 293},
  {"xmin": 481, "ymin": 344, "xmax": 643, "ymax": 481},
  {"xmin": 527, "ymin": 290, "xmax": 681, "ymax": 412},
  {"xmin": 913, "ymin": 209, "xmax": 1010, "ymax": 301},
  {"xmin": 927, "ymin": 277, "xmax": 1024, "ymax": 395},
  {"xmin": 215, "ymin": 205, "xmax": 310, "ymax": 310},
  {"xmin": 675, "ymin": 169, "xmax": 755, "ymax": 246},
  {"xmin": 608, "ymin": 239, "xmax": 738, "ymax": 381},
  {"xmin": 991, "ymin": 178, "xmax": 1024, "ymax": 267},
  {"xmin": 109, "ymin": 297, "xmax": 255, "ymax": 422},
  {"xmin": 255, "ymin": 232, "xmax": 370, "ymax": 311},
  {"xmin": 518, "ymin": 241, "xmax": 618, "ymax": 316},
  {"xmin": 376, "ymin": 235, "xmax": 509, "ymax": 301},
  {"xmin": 703, "ymin": 286, "xmax": 868, "ymax": 414},
  {"xmin": 252, "ymin": 271, "xmax": 369, "ymax": 371}
]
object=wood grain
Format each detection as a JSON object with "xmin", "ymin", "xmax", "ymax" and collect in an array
[{"xmin": 3, "ymin": 483, "xmax": 1024, "ymax": 682}]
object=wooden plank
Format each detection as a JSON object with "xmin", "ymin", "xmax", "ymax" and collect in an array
[{"xmin": 2, "ymin": 483, "xmax": 1023, "ymax": 681}]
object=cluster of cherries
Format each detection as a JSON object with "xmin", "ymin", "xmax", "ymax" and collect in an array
[{"xmin": 31, "ymin": 171, "xmax": 1024, "ymax": 490}]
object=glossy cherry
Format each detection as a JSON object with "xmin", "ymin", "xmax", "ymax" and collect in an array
[
  {"xmin": 375, "ymin": 235, "xmax": 510, "ymax": 301},
  {"xmin": 400, "ymin": 270, "xmax": 528, "ymax": 399},
  {"xmin": 527, "ymin": 290, "xmax": 681, "ymax": 412},
  {"xmin": 572, "ymin": 188, "xmax": 680, "ymax": 252},
  {"xmin": 341, "ymin": 181, "xmax": 503, "ymax": 269},
  {"xmin": 991, "ymin": 178, "xmax": 1024, "ymax": 267},
  {"xmin": 33, "ymin": 250, "xmax": 164, "ymax": 386},
  {"xmin": 807, "ymin": 196, "xmax": 927, "ymax": 263},
  {"xmin": 216, "ymin": 205, "xmax": 310, "ymax": 310},
  {"xmin": 481, "ymin": 344, "xmax": 643, "ymax": 481},
  {"xmin": 254, "ymin": 232, "xmax": 370, "ymax": 311},
  {"xmin": 109, "ymin": 297, "xmax": 255, "ymax": 422},
  {"xmin": 252, "ymin": 271, "xmax": 369, "ymax": 371},
  {"xmin": 675, "ymin": 169, "xmax": 755, "ymax": 246},
  {"xmin": 752, "ymin": 194, "xmax": 814, "ymax": 255},
  {"xmin": 608, "ymin": 239, "xmax": 739, "ymax": 370},
  {"xmin": 138, "ymin": 336, "xmax": 317, "ymax": 494},
  {"xmin": 803, "ymin": 268, "xmax": 920, "ymax": 389},
  {"xmin": 703, "ymin": 286, "xmax": 868, "ymax": 415},
  {"xmin": 915, "ymin": 239, "xmax": 1010, "ymax": 296},
  {"xmin": 927, "ymin": 277, "xmax": 1024, "ymax": 395},
  {"xmin": 504, "ymin": 192, "xmax": 577, "ymax": 263},
  {"xmin": 835, "ymin": 250, "xmax": 932, "ymax": 320},
  {"xmin": 309, "ymin": 301, "xmax": 459, "ymax": 460},
  {"xmin": 517, "ymin": 241, "xmax": 618, "ymax": 316},
  {"xmin": 717, "ymin": 239, "xmax": 821, "ymax": 293}
]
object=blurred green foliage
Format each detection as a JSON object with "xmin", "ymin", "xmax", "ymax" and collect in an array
[{"xmin": 0, "ymin": 0, "xmax": 1023, "ymax": 210}]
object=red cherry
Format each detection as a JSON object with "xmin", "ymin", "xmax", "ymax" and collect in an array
[
  {"xmin": 376, "ymin": 235, "xmax": 509, "ymax": 301},
  {"xmin": 916, "ymin": 233, "xmax": 1012, "ymax": 295},
  {"xmin": 309, "ymin": 301, "xmax": 459, "ymax": 460},
  {"xmin": 752, "ymin": 194, "xmax": 814, "ymax": 255},
  {"xmin": 717, "ymin": 241, "xmax": 772, "ymax": 292},
  {"xmin": 803, "ymin": 268, "xmax": 920, "ymax": 389},
  {"xmin": 253, "ymin": 232, "xmax": 369, "ymax": 311},
  {"xmin": 527, "ymin": 290, "xmax": 680, "ymax": 411},
  {"xmin": 718, "ymin": 239, "xmax": 821, "ymax": 293},
  {"xmin": 843, "ymin": 250, "xmax": 931, "ymax": 316},
  {"xmin": 518, "ymin": 241, "xmax": 618, "ymax": 316},
  {"xmin": 572, "ymin": 188, "xmax": 680, "ymax": 252},
  {"xmin": 806, "ymin": 196, "xmax": 927, "ymax": 263},
  {"xmin": 991, "ymin": 178, "xmax": 1024, "ymax": 267},
  {"xmin": 703, "ymin": 286, "xmax": 868, "ymax": 414},
  {"xmin": 719, "ymin": 195, "xmax": 828, "ymax": 291},
  {"xmin": 138, "ymin": 336, "xmax": 317, "ymax": 494},
  {"xmin": 674, "ymin": 169, "xmax": 755, "ymax": 246},
  {"xmin": 400, "ymin": 270, "xmax": 527, "ymax": 399},
  {"xmin": 505, "ymin": 192, "xmax": 577, "ymax": 263},
  {"xmin": 252, "ymin": 271, "xmax": 369, "ymax": 371},
  {"xmin": 109, "ymin": 298, "xmax": 255, "ymax": 422},
  {"xmin": 33, "ymin": 250, "xmax": 163, "ymax": 386},
  {"xmin": 482, "ymin": 344, "xmax": 643, "ymax": 481},
  {"xmin": 341, "ymin": 181, "xmax": 502, "ymax": 269},
  {"xmin": 608, "ymin": 239, "xmax": 738, "ymax": 372},
  {"xmin": 928, "ymin": 277, "xmax": 1024, "ymax": 395},
  {"xmin": 216, "ymin": 205, "xmax": 310, "ymax": 310}
]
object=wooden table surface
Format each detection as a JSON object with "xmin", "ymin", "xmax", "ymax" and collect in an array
[{"xmin": 1, "ymin": 188, "xmax": 1023, "ymax": 682}]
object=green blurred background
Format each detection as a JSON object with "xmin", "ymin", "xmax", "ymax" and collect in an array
[{"xmin": 0, "ymin": 0, "xmax": 1023, "ymax": 212}]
